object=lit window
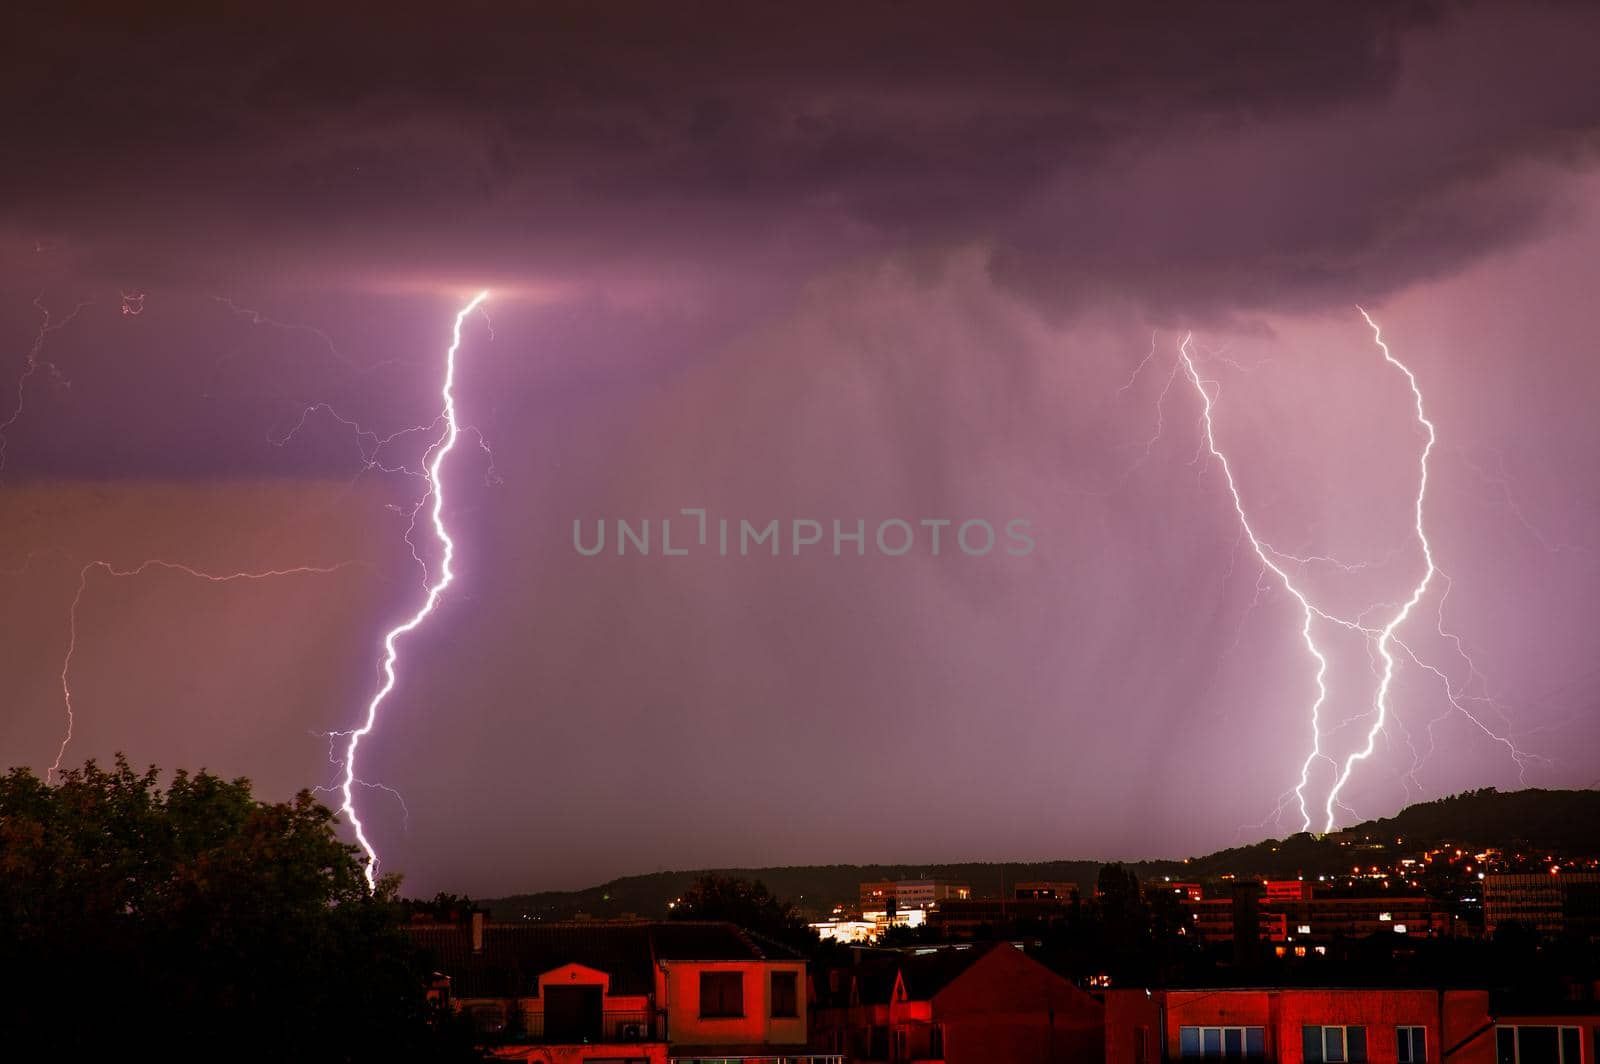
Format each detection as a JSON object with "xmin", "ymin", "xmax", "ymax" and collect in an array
[
  {"xmin": 1379, "ymin": 912, "xmax": 1393, "ymax": 921},
  {"xmin": 1298, "ymin": 925, "xmax": 1312, "ymax": 934},
  {"xmin": 1394, "ymin": 924, "xmax": 1408, "ymax": 934},
  {"xmin": 1304, "ymin": 1025, "xmax": 1368, "ymax": 1064},
  {"xmin": 1398, "ymin": 1026, "xmax": 1426, "ymax": 1064}
]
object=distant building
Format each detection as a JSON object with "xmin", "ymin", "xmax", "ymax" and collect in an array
[
  {"xmin": 1181, "ymin": 886, "xmax": 1450, "ymax": 948},
  {"xmin": 1484, "ymin": 873, "xmax": 1600, "ymax": 938},
  {"xmin": 859, "ymin": 879, "xmax": 971, "ymax": 914},
  {"xmin": 1106, "ymin": 986, "xmax": 1600, "ymax": 1064},
  {"xmin": 1265, "ymin": 880, "xmax": 1314, "ymax": 903},
  {"xmin": 1015, "ymin": 881, "xmax": 1081, "ymax": 902},
  {"xmin": 410, "ymin": 915, "xmax": 840, "ymax": 1063},
  {"xmin": 811, "ymin": 908, "xmax": 926, "ymax": 946},
  {"xmin": 929, "ymin": 898, "xmax": 1069, "ymax": 936},
  {"xmin": 813, "ymin": 942, "xmax": 1102, "ymax": 1064}
]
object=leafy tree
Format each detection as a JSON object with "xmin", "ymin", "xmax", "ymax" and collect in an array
[
  {"xmin": 0, "ymin": 757, "xmax": 478, "ymax": 1062},
  {"xmin": 671, "ymin": 872, "xmax": 822, "ymax": 956},
  {"xmin": 403, "ymin": 890, "xmax": 479, "ymax": 922}
]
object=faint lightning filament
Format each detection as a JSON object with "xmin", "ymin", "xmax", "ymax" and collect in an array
[{"xmin": 51, "ymin": 558, "xmax": 357, "ymax": 783}]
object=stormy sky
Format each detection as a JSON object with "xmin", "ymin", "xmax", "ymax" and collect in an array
[{"xmin": 2, "ymin": 1, "xmax": 1598, "ymax": 896}]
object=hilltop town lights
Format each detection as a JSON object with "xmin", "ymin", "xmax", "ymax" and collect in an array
[{"xmin": 573, "ymin": 512, "xmax": 1035, "ymax": 558}]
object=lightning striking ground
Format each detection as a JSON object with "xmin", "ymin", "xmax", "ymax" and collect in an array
[
  {"xmin": 336, "ymin": 290, "xmax": 488, "ymax": 889},
  {"xmin": 1178, "ymin": 332, "xmax": 1337, "ymax": 832},
  {"xmin": 1170, "ymin": 312, "xmax": 1540, "ymax": 833}
]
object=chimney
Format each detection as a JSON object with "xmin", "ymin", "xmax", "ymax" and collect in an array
[
  {"xmin": 471, "ymin": 910, "xmax": 485, "ymax": 954},
  {"xmin": 1232, "ymin": 881, "xmax": 1262, "ymax": 967}
]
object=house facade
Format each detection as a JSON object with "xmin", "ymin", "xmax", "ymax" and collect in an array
[{"xmin": 410, "ymin": 915, "xmax": 841, "ymax": 1064}]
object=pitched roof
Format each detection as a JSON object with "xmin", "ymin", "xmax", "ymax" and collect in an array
[
  {"xmin": 651, "ymin": 921, "xmax": 772, "ymax": 961},
  {"xmin": 408, "ymin": 920, "xmax": 795, "ymax": 998},
  {"xmin": 896, "ymin": 946, "xmax": 991, "ymax": 999}
]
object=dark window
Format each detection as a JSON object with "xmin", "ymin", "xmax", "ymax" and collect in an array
[
  {"xmin": 1180, "ymin": 1026, "xmax": 1267, "ymax": 1060},
  {"xmin": 1497, "ymin": 1026, "xmax": 1584, "ymax": 1064},
  {"xmin": 771, "ymin": 970, "xmax": 798, "ymax": 1018},
  {"xmin": 931, "ymin": 1024, "xmax": 945, "ymax": 1059},
  {"xmin": 1399, "ymin": 1026, "xmax": 1427, "ymax": 1064},
  {"xmin": 1499, "ymin": 1029, "xmax": 1518, "ymax": 1064},
  {"xmin": 1305, "ymin": 1026, "xmax": 1368, "ymax": 1064},
  {"xmin": 699, "ymin": 971, "xmax": 744, "ymax": 1018},
  {"xmin": 1521, "ymin": 1028, "xmax": 1559, "ymax": 1064}
]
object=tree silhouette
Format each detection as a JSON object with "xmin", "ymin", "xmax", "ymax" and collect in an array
[
  {"xmin": 0, "ymin": 756, "xmax": 478, "ymax": 1062},
  {"xmin": 671, "ymin": 872, "xmax": 821, "ymax": 955}
]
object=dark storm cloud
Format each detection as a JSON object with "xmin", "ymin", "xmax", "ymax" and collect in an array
[{"xmin": 10, "ymin": 0, "xmax": 1595, "ymax": 311}]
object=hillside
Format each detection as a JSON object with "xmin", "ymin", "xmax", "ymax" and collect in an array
[
  {"xmin": 1185, "ymin": 788, "xmax": 1600, "ymax": 879},
  {"xmin": 479, "ymin": 787, "xmax": 1600, "ymax": 921},
  {"xmin": 482, "ymin": 859, "xmax": 1185, "ymax": 922}
]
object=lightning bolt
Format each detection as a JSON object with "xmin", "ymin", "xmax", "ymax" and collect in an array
[
  {"xmin": 1174, "ymin": 311, "xmax": 1540, "ymax": 834},
  {"xmin": 50, "ymin": 558, "xmax": 358, "ymax": 784},
  {"xmin": 1319, "ymin": 309, "xmax": 1435, "ymax": 830},
  {"xmin": 337, "ymin": 290, "xmax": 488, "ymax": 889},
  {"xmin": 1178, "ymin": 332, "xmax": 1338, "ymax": 832}
]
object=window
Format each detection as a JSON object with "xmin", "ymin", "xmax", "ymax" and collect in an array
[
  {"xmin": 930, "ymin": 1024, "xmax": 945, "ymax": 1060},
  {"xmin": 1398, "ymin": 1026, "xmax": 1427, "ymax": 1064},
  {"xmin": 699, "ymin": 971, "xmax": 744, "ymax": 1018},
  {"xmin": 1179, "ymin": 1026, "xmax": 1266, "ymax": 1060},
  {"xmin": 771, "ymin": 970, "xmax": 798, "ymax": 1018},
  {"xmin": 1304, "ymin": 1025, "xmax": 1368, "ymax": 1064},
  {"xmin": 1497, "ymin": 1026, "xmax": 1582, "ymax": 1064}
]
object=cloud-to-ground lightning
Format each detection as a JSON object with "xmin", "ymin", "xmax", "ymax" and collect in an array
[
  {"xmin": 1177, "ymin": 332, "xmax": 1337, "ymax": 833},
  {"xmin": 1315, "ymin": 309, "xmax": 1437, "ymax": 829},
  {"xmin": 1168, "ymin": 312, "xmax": 1542, "ymax": 833},
  {"xmin": 50, "ymin": 558, "xmax": 358, "ymax": 784},
  {"xmin": 336, "ymin": 291, "xmax": 488, "ymax": 889}
]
